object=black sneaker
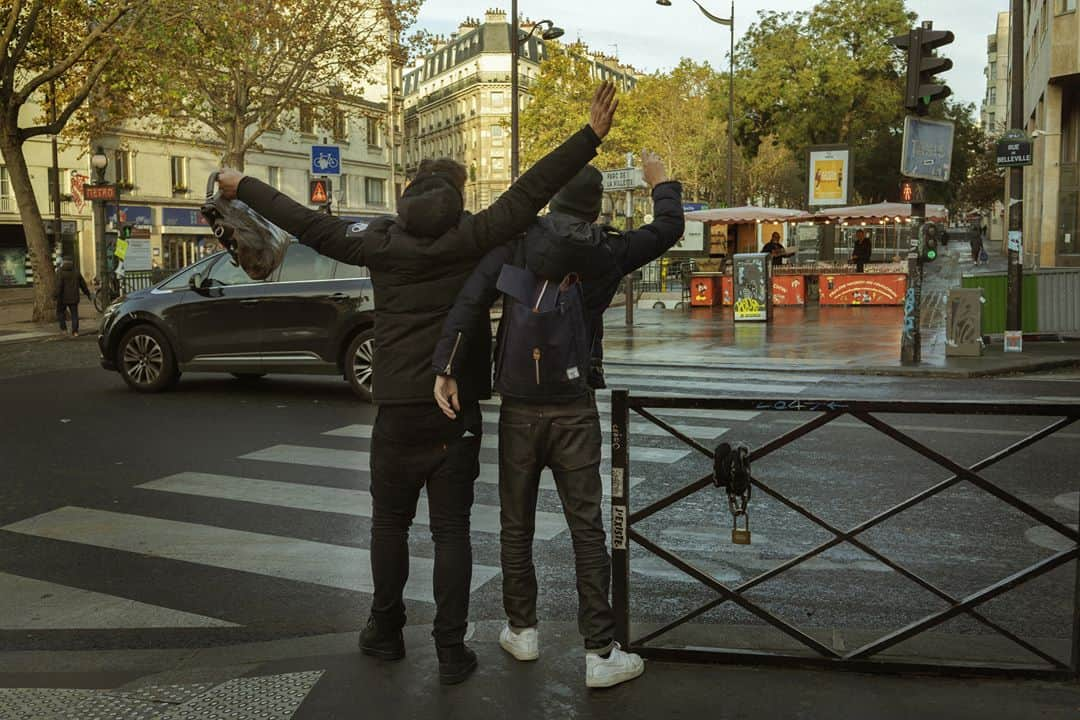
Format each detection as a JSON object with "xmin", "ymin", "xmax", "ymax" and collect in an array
[
  {"xmin": 436, "ymin": 644, "xmax": 477, "ymax": 685},
  {"xmin": 358, "ymin": 618, "xmax": 405, "ymax": 661}
]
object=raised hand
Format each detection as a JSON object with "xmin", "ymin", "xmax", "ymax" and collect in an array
[
  {"xmin": 641, "ymin": 150, "xmax": 668, "ymax": 187},
  {"xmin": 588, "ymin": 81, "xmax": 619, "ymax": 140},
  {"xmin": 216, "ymin": 169, "xmax": 245, "ymax": 200}
]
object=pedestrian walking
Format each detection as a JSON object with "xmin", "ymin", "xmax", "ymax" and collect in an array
[
  {"xmin": 431, "ymin": 151, "xmax": 684, "ymax": 688},
  {"xmin": 54, "ymin": 259, "xmax": 91, "ymax": 336},
  {"xmin": 971, "ymin": 227, "xmax": 985, "ymax": 264},
  {"xmin": 213, "ymin": 82, "xmax": 620, "ymax": 686},
  {"xmin": 850, "ymin": 229, "xmax": 872, "ymax": 273}
]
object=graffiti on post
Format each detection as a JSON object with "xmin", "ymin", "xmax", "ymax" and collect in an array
[{"xmin": 902, "ymin": 286, "xmax": 917, "ymax": 341}]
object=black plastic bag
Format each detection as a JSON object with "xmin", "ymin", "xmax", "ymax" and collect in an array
[{"xmin": 200, "ymin": 172, "xmax": 291, "ymax": 280}]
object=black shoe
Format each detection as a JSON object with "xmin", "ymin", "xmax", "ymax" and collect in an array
[
  {"xmin": 359, "ymin": 618, "xmax": 405, "ymax": 661},
  {"xmin": 437, "ymin": 644, "xmax": 477, "ymax": 685}
]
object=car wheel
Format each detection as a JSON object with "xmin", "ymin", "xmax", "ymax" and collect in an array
[
  {"xmin": 117, "ymin": 324, "xmax": 179, "ymax": 392},
  {"xmin": 346, "ymin": 329, "xmax": 375, "ymax": 402},
  {"xmin": 231, "ymin": 373, "xmax": 266, "ymax": 381},
  {"xmin": 652, "ymin": 301, "xmax": 666, "ymax": 309},
  {"xmin": 674, "ymin": 301, "xmax": 686, "ymax": 310}
]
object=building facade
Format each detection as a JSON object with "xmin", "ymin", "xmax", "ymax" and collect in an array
[
  {"xmin": 981, "ymin": 11, "xmax": 1011, "ymax": 247},
  {"xmin": 1020, "ymin": 0, "xmax": 1080, "ymax": 268},
  {"xmin": 0, "ymin": 61, "xmax": 400, "ymax": 288},
  {"xmin": 982, "ymin": 12, "xmax": 1012, "ymax": 136},
  {"xmin": 401, "ymin": 9, "xmax": 636, "ymax": 212}
]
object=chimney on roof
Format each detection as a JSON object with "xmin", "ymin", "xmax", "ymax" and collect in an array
[{"xmin": 484, "ymin": 8, "xmax": 507, "ymax": 24}]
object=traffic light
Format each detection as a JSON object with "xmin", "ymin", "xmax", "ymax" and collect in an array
[
  {"xmin": 120, "ymin": 224, "xmax": 132, "ymax": 240},
  {"xmin": 889, "ymin": 24, "xmax": 954, "ymax": 115},
  {"xmin": 919, "ymin": 222, "xmax": 939, "ymax": 263},
  {"xmin": 899, "ymin": 179, "xmax": 925, "ymax": 204}
]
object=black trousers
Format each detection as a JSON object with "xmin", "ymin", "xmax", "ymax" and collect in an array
[
  {"xmin": 368, "ymin": 427, "xmax": 479, "ymax": 648},
  {"xmin": 498, "ymin": 394, "xmax": 615, "ymax": 651},
  {"xmin": 57, "ymin": 303, "xmax": 79, "ymax": 333}
]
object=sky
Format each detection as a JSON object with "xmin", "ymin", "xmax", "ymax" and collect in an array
[{"xmin": 413, "ymin": 0, "xmax": 1010, "ymax": 110}]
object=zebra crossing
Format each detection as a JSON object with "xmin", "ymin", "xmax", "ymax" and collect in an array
[{"xmin": 0, "ymin": 368, "xmax": 823, "ymax": 633}]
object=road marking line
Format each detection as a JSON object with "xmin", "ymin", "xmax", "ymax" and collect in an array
[
  {"xmin": 0, "ymin": 572, "xmax": 238, "ymax": 630},
  {"xmin": 328, "ymin": 420, "xmax": 729, "ymax": 442},
  {"xmin": 244, "ymin": 443, "xmax": 690, "ymax": 468},
  {"xmin": 2, "ymin": 507, "xmax": 500, "ymax": 602},
  {"xmin": 481, "ymin": 400, "xmax": 761, "ymax": 423},
  {"xmin": 602, "ymin": 366, "xmax": 827, "ymax": 383},
  {"xmin": 139, "ymin": 472, "xmax": 566, "ymax": 540},
  {"xmin": 603, "ymin": 376, "xmax": 808, "ymax": 395}
]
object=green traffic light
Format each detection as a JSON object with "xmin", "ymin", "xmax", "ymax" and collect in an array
[{"xmin": 927, "ymin": 249, "xmax": 936, "ymax": 260}]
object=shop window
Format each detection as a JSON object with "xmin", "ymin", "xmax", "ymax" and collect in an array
[
  {"xmin": 170, "ymin": 156, "xmax": 188, "ymax": 193},
  {"xmin": 115, "ymin": 149, "xmax": 134, "ymax": 188},
  {"xmin": 365, "ymin": 177, "xmax": 386, "ymax": 207}
]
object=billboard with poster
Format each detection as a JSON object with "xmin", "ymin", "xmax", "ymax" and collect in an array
[
  {"xmin": 733, "ymin": 253, "xmax": 770, "ymax": 322},
  {"xmin": 807, "ymin": 146, "xmax": 850, "ymax": 207}
]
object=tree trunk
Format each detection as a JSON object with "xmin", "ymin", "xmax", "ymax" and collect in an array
[{"xmin": 0, "ymin": 131, "xmax": 57, "ymax": 322}]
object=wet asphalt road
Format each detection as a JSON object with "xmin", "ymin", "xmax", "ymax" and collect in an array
[{"xmin": 0, "ymin": 334, "xmax": 1077, "ymax": 665}]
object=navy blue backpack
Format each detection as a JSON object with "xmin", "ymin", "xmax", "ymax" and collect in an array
[{"xmin": 493, "ymin": 262, "xmax": 591, "ymax": 402}]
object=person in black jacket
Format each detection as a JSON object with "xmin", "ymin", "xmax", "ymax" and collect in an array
[
  {"xmin": 850, "ymin": 229, "xmax": 872, "ymax": 273},
  {"xmin": 430, "ymin": 152, "xmax": 683, "ymax": 688},
  {"xmin": 214, "ymin": 82, "xmax": 620, "ymax": 686},
  {"xmin": 54, "ymin": 259, "xmax": 91, "ymax": 336}
]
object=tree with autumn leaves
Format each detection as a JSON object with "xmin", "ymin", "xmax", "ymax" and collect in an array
[{"xmin": 1, "ymin": 0, "xmax": 419, "ymax": 320}]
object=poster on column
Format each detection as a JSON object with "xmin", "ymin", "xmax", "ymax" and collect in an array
[
  {"xmin": 807, "ymin": 146, "xmax": 850, "ymax": 206},
  {"xmin": 733, "ymin": 253, "xmax": 770, "ymax": 322},
  {"xmin": 125, "ymin": 238, "xmax": 152, "ymax": 271}
]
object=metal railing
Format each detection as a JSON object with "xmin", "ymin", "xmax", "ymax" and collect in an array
[{"xmin": 609, "ymin": 391, "xmax": 1080, "ymax": 678}]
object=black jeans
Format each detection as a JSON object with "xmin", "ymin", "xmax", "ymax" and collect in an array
[
  {"xmin": 368, "ymin": 424, "xmax": 479, "ymax": 648},
  {"xmin": 57, "ymin": 303, "xmax": 79, "ymax": 333},
  {"xmin": 498, "ymin": 393, "xmax": 615, "ymax": 652}
]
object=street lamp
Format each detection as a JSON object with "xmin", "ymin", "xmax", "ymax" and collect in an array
[
  {"xmin": 90, "ymin": 147, "xmax": 110, "ymax": 296},
  {"xmin": 510, "ymin": 3, "xmax": 564, "ymax": 181},
  {"xmin": 658, "ymin": 0, "xmax": 735, "ymax": 208},
  {"xmin": 91, "ymin": 148, "xmax": 108, "ymax": 183}
]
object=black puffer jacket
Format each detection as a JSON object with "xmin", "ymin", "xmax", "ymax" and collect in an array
[
  {"xmin": 432, "ymin": 181, "xmax": 685, "ymax": 399},
  {"xmin": 55, "ymin": 261, "xmax": 90, "ymax": 305},
  {"xmin": 236, "ymin": 125, "xmax": 601, "ymax": 406}
]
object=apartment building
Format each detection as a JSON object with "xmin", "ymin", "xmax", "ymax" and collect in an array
[{"xmin": 401, "ymin": 8, "xmax": 636, "ymax": 212}]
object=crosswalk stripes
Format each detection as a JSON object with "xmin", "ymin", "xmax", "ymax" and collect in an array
[
  {"xmin": 138, "ymin": 472, "xmax": 568, "ymax": 540},
  {"xmin": 3, "ymin": 507, "xmax": 500, "ymax": 603},
  {"xmin": 0, "ymin": 367, "xmax": 823, "ymax": 631}
]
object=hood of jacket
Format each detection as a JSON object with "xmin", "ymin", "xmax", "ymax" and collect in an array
[
  {"xmin": 396, "ymin": 175, "xmax": 464, "ymax": 239},
  {"xmin": 525, "ymin": 212, "xmax": 613, "ymax": 282}
]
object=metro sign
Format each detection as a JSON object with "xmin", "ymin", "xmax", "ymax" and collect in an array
[{"xmin": 83, "ymin": 184, "xmax": 117, "ymax": 202}]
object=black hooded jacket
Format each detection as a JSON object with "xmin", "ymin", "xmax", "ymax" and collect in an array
[
  {"xmin": 235, "ymin": 124, "xmax": 601, "ymax": 410},
  {"xmin": 432, "ymin": 180, "xmax": 684, "ymax": 400},
  {"xmin": 55, "ymin": 261, "xmax": 90, "ymax": 306}
]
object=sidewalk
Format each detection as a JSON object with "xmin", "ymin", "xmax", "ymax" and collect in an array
[
  {"xmin": 0, "ymin": 288, "xmax": 100, "ymax": 344},
  {"xmin": 2, "ymin": 622, "xmax": 1076, "ymax": 720},
  {"xmin": 601, "ymin": 245, "xmax": 1080, "ymax": 378}
]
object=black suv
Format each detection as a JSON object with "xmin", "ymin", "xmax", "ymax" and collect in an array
[{"xmin": 98, "ymin": 242, "xmax": 376, "ymax": 400}]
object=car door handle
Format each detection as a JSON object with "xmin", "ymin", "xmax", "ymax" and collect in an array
[
  {"xmin": 241, "ymin": 298, "xmax": 260, "ymax": 305},
  {"xmin": 330, "ymin": 293, "xmax": 349, "ymax": 302}
]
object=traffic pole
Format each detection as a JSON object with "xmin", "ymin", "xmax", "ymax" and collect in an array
[
  {"xmin": 901, "ymin": 201, "xmax": 925, "ymax": 365},
  {"xmin": 1006, "ymin": 0, "xmax": 1024, "ymax": 336}
]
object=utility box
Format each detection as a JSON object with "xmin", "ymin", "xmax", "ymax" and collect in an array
[{"xmin": 946, "ymin": 288, "xmax": 984, "ymax": 357}]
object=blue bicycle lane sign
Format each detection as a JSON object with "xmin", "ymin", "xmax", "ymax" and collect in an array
[{"xmin": 311, "ymin": 145, "xmax": 341, "ymax": 175}]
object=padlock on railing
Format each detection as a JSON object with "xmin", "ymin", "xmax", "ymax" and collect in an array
[{"xmin": 714, "ymin": 442, "xmax": 753, "ymax": 545}]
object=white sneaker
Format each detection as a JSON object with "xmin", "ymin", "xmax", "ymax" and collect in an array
[
  {"xmin": 499, "ymin": 624, "xmax": 539, "ymax": 661},
  {"xmin": 585, "ymin": 643, "xmax": 644, "ymax": 688}
]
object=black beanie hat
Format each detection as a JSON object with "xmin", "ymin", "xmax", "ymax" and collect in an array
[{"xmin": 549, "ymin": 165, "xmax": 604, "ymax": 222}]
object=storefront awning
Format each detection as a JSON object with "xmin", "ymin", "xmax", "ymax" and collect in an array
[
  {"xmin": 684, "ymin": 206, "xmax": 806, "ymax": 224},
  {"xmin": 791, "ymin": 202, "xmax": 948, "ymax": 224}
]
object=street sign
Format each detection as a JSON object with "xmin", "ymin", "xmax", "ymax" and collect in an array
[
  {"xmin": 601, "ymin": 167, "xmax": 646, "ymax": 192},
  {"xmin": 310, "ymin": 145, "xmax": 341, "ymax": 175},
  {"xmin": 900, "ymin": 115, "xmax": 954, "ymax": 181},
  {"xmin": 996, "ymin": 135, "xmax": 1033, "ymax": 167},
  {"xmin": 683, "ymin": 202, "xmax": 709, "ymax": 213},
  {"xmin": 84, "ymin": 184, "xmax": 117, "ymax": 202},
  {"xmin": 309, "ymin": 178, "xmax": 331, "ymax": 204}
]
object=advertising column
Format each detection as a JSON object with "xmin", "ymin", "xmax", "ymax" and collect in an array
[{"xmin": 733, "ymin": 253, "xmax": 771, "ymax": 322}]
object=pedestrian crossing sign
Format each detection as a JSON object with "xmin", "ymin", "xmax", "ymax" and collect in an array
[{"xmin": 309, "ymin": 179, "xmax": 330, "ymax": 205}]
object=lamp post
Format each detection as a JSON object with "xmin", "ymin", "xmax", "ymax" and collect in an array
[
  {"xmin": 510, "ymin": 3, "xmax": 564, "ymax": 181},
  {"xmin": 90, "ymin": 148, "xmax": 109, "ymax": 291},
  {"xmin": 657, "ymin": 0, "xmax": 735, "ymax": 207}
]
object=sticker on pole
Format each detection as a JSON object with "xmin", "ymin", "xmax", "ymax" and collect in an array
[
  {"xmin": 1004, "ymin": 330, "xmax": 1023, "ymax": 353},
  {"xmin": 612, "ymin": 505, "xmax": 627, "ymax": 550},
  {"xmin": 1008, "ymin": 230, "xmax": 1022, "ymax": 253}
]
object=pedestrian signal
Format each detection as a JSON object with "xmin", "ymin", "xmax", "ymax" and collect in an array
[
  {"xmin": 309, "ymin": 179, "xmax": 330, "ymax": 204},
  {"xmin": 899, "ymin": 179, "xmax": 924, "ymax": 204}
]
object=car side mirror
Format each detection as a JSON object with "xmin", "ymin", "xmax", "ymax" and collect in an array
[{"xmin": 189, "ymin": 272, "xmax": 204, "ymax": 290}]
